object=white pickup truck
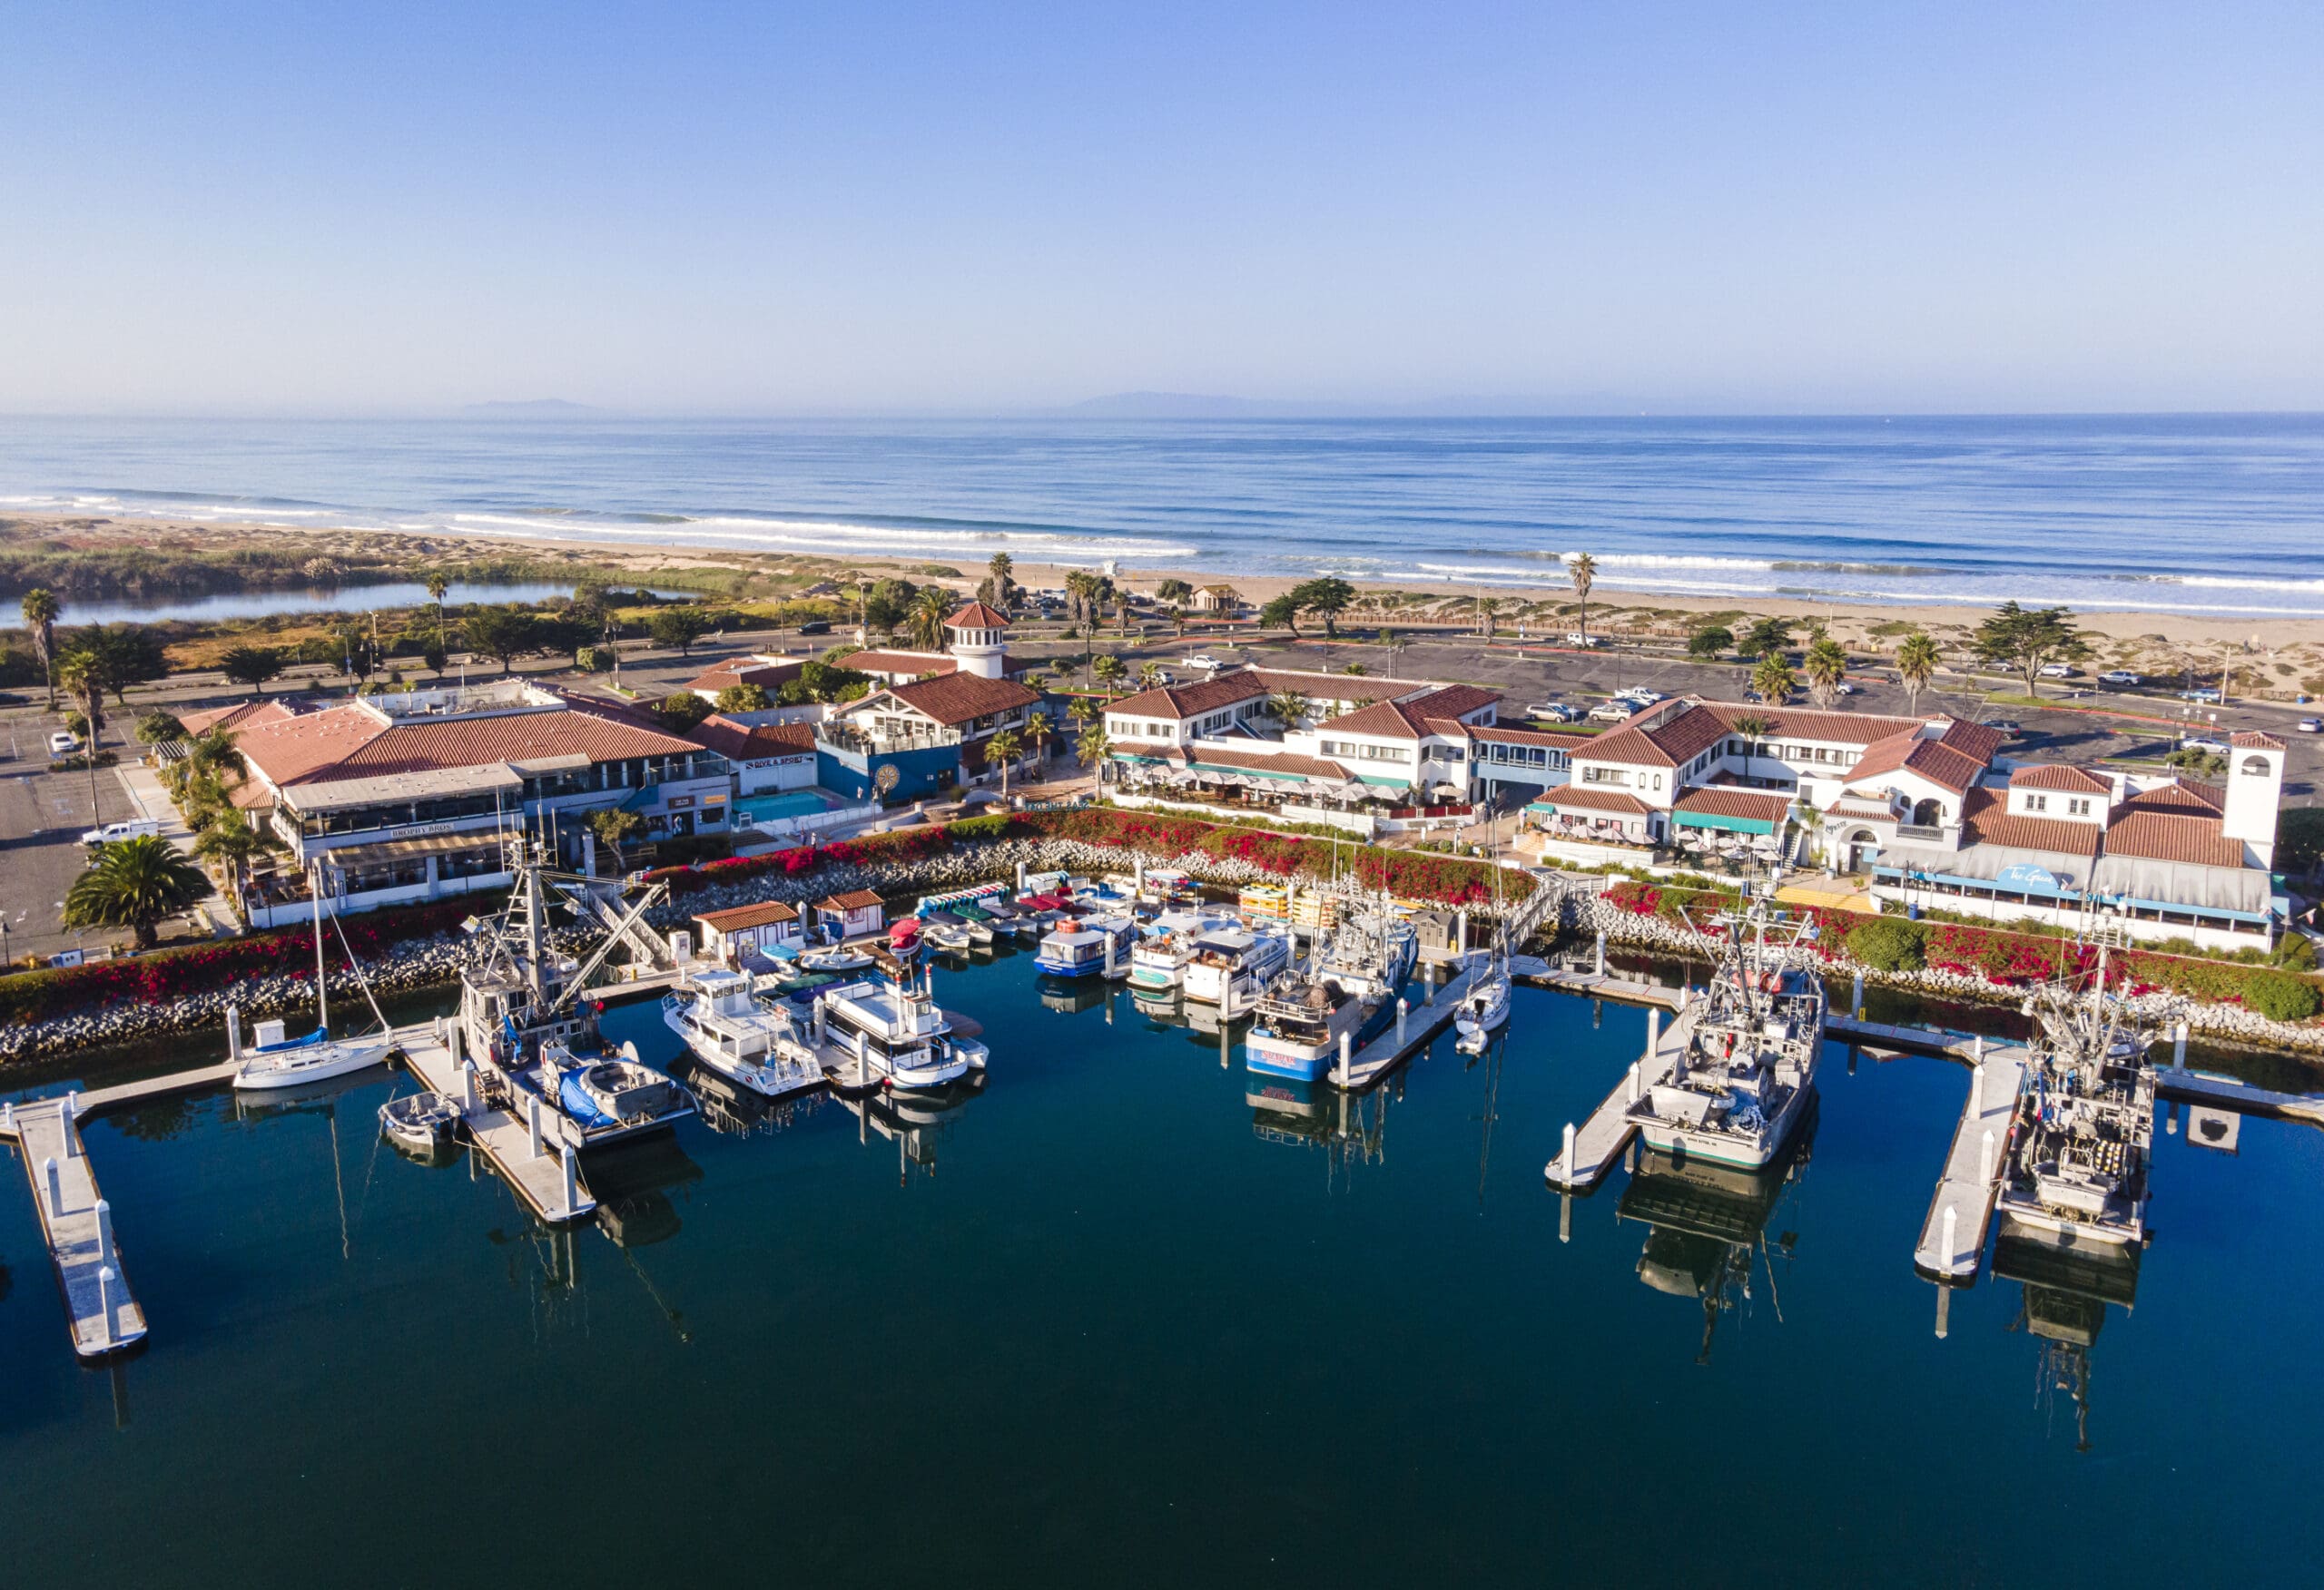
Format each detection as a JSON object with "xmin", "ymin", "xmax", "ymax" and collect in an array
[{"xmin": 82, "ymin": 820, "xmax": 163, "ymax": 847}]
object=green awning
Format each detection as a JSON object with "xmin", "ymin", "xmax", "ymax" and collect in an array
[
  {"xmin": 1188, "ymin": 759, "xmax": 1307, "ymax": 782},
  {"xmin": 1672, "ymin": 809, "xmax": 1777, "ymax": 835}
]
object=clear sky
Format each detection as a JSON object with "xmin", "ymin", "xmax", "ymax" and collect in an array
[{"xmin": 3, "ymin": 1, "xmax": 2319, "ymax": 416}]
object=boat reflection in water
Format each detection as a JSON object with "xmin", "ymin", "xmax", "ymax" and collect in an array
[
  {"xmin": 673, "ymin": 1051, "xmax": 832, "ymax": 1139},
  {"xmin": 841, "ymin": 1071, "xmax": 989, "ymax": 1185},
  {"xmin": 1039, "ymin": 976, "xmax": 1115, "ymax": 1016},
  {"xmin": 1615, "ymin": 1096, "xmax": 1817, "ymax": 1364},
  {"xmin": 586, "ymin": 1134, "xmax": 705, "ymax": 1251},
  {"xmin": 1994, "ymin": 1232, "xmax": 2142, "ymax": 1453},
  {"xmin": 1246, "ymin": 1072, "xmax": 1396, "ymax": 1190}
]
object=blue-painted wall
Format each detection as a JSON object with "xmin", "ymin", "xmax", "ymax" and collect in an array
[{"xmin": 817, "ymin": 741, "xmax": 959, "ymax": 803}]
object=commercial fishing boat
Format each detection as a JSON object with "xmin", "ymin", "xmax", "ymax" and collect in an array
[
  {"xmin": 1243, "ymin": 974, "xmax": 1372, "ymax": 1080},
  {"xmin": 660, "ymin": 967, "xmax": 826, "ymax": 1100},
  {"xmin": 1624, "ymin": 902, "xmax": 1824, "ymax": 1171},
  {"xmin": 457, "ymin": 839, "xmax": 695, "ymax": 1147},
  {"xmin": 1311, "ymin": 905, "xmax": 1417, "ymax": 1005},
  {"xmin": 1182, "ymin": 926, "xmax": 1292, "ymax": 1005},
  {"xmin": 810, "ymin": 966, "xmax": 988, "ymax": 1091},
  {"xmin": 1994, "ymin": 957, "xmax": 2161, "ymax": 1250}
]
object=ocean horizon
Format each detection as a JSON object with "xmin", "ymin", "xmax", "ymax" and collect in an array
[{"xmin": 3, "ymin": 413, "xmax": 2319, "ymax": 618}]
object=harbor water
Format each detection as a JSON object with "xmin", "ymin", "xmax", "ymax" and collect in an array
[{"xmin": 3, "ymin": 950, "xmax": 2320, "ymax": 1585}]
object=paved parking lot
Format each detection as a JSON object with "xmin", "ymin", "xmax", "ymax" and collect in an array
[{"xmin": 0, "ymin": 711, "xmax": 144, "ymax": 963}]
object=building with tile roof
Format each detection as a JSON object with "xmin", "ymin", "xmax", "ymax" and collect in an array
[
  {"xmin": 691, "ymin": 898, "xmax": 803, "ymax": 962},
  {"xmin": 684, "ymin": 712, "xmax": 821, "ymax": 795},
  {"xmin": 839, "ymin": 598, "xmax": 1029, "ymax": 685},
  {"xmin": 684, "ymin": 653, "xmax": 807, "ymax": 702}
]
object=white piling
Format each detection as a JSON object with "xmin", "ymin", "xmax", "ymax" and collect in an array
[
  {"xmin": 1941, "ymin": 1202, "xmax": 1959, "ymax": 1267},
  {"xmin": 1973, "ymin": 1032, "xmax": 1984, "ymax": 1065},
  {"xmin": 1455, "ymin": 908, "xmax": 1469, "ymax": 955},
  {"xmin": 2173, "ymin": 1020, "xmax": 2188, "ymax": 1071},
  {"xmin": 1593, "ymin": 930, "xmax": 1606, "ymax": 977},
  {"xmin": 95, "ymin": 1198, "xmax": 113, "ymax": 1269},
  {"xmin": 561, "ymin": 1144, "xmax": 578, "ymax": 1214},
  {"xmin": 44, "ymin": 1155, "xmax": 62, "ymax": 1214},
  {"xmin": 97, "ymin": 1264, "xmax": 117, "ymax": 1345},
  {"xmin": 527, "ymin": 1094, "xmax": 544, "ymax": 1159},
  {"xmin": 1015, "ymin": 859, "xmax": 1027, "ymax": 891},
  {"xmin": 1646, "ymin": 1006, "xmax": 1659, "ymax": 1056},
  {"xmin": 1395, "ymin": 997, "xmax": 1408, "ymax": 1045},
  {"xmin": 1337, "ymin": 1030, "xmax": 1352, "ymax": 1086},
  {"xmin": 2, "ymin": 1098, "xmax": 12, "ymax": 1133},
  {"xmin": 61, "ymin": 1096, "xmax": 77, "ymax": 1158},
  {"xmin": 1851, "ymin": 970, "xmax": 1864, "ymax": 1017},
  {"xmin": 1979, "ymin": 1128, "xmax": 1994, "ymax": 1185},
  {"xmin": 227, "ymin": 1004, "xmax": 243, "ymax": 1062},
  {"xmin": 1627, "ymin": 1061, "xmax": 1641, "ymax": 1105},
  {"xmin": 460, "ymin": 1060, "xmax": 478, "ymax": 1113},
  {"xmin": 1972, "ymin": 1060, "xmax": 1984, "ymax": 1113},
  {"xmin": 1560, "ymin": 1121, "xmax": 1576, "ymax": 1178}
]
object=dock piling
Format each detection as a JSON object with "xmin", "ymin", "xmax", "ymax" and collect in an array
[
  {"xmin": 227, "ymin": 1004, "xmax": 242, "ymax": 1062},
  {"xmin": 61, "ymin": 1095, "xmax": 77, "ymax": 1157},
  {"xmin": 95, "ymin": 1198, "xmax": 113, "ymax": 1269},
  {"xmin": 1627, "ymin": 1061, "xmax": 1640, "ymax": 1105},
  {"xmin": 1561, "ymin": 1121, "xmax": 1576, "ymax": 1178},
  {"xmin": 1941, "ymin": 1202, "xmax": 1958, "ymax": 1266},
  {"xmin": 460, "ymin": 1060, "xmax": 478, "ymax": 1112},
  {"xmin": 2173, "ymin": 1021, "xmax": 2188, "ymax": 1071},
  {"xmin": 3, "ymin": 1099, "xmax": 13, "ymax": 1132},
  {"xmin": 527, "ymin": 1095, "xmax": 544, "ymax": 1159},
  {"xmin": 1593, "ymin": 931, "xmax": 1605, "ymax": 977},
  {"xmin": 1337, "ymin": 1031, "xmax": 1351, "ymax": 1087},
  {"xmin": 97, "ymin": 1265, "xmax": 117, "ymax": 1346},
  {"xmin": 44, "ymin": 1156, "xmax": 61, "ymax": 1214},
  {"xmin": 1972, "ymin": 1060, "xmax": 1984, "ymax": 1112},
  {"xmin": 1646, "ymin": 1006, "xmax": 1659, "ymax": 1056},
  {"xmin": 1395, "ymin": 998, "xmax": 1407, "ymax": 1045},
  {"xmin": 561, "ymin": 1145, "xmax": 578, "ymax": 1215},
  {"xmin": 1852, "ymin": 971, "xmax": 1865, "ymax": 1019}
]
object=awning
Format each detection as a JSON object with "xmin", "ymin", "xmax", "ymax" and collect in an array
[
  {"xmin": 1672, "ymin": 809, "xmax": 1777, "ymax": 836},
  {"xmin": 319, "ymin": 829, "xmax": 513, "ymax": 868}
]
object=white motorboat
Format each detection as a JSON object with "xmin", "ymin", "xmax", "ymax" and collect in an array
[
  {"xmin": 661, "ymin": 967, "xmax": 826, "ymax": 1099},
  {"xmin": 812, "ymin": 969, "xmax": 986, "ymax": 1090},
  {"xmin": 1182, "ymin": 926, "xmax": 1292, "ymax": 1005},
  {"xmin": 235, "ymin": 862, "xmax": 395, "ymax": 1092},
  {"xmin": 1625, "ymin": 903, "xmax": 1824, "ymax": 1172},
  {"xmin": 1452, "ymin": 964, "xmax": 1511, "ymax": 1053},
  {"xmin": 802, "ymin": 944, "xmax": 876, "ymax": 973},
  {"xmin": 1127, "ymin": 909, "xmax": 1236, "ymax": 993},
  {"xmin": 518, "ymin": 1040, "xmax": 696, "ymax": 1146}
]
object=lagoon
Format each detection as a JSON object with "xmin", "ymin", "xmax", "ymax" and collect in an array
[
  {"xmin": 0, "ymin": 580, "xmax": 588, "ymax": 631},
  {"xmin": 2, "ymin": 951, "xmax": 2320, "ymax": 1586}
]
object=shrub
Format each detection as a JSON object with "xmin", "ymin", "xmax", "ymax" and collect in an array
[
  {"xmin": 1846, "ymin": 917, "xmax": 1927, "ymax": 972},
  {"xmin": 2242, "ymin": 971, "xmax": 2323, "ymax": 1024}
]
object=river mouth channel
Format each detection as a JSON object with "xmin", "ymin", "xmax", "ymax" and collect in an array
[{"xmin": 3, "ymin": 947, "xmax": 2319, "ymax": 1587}]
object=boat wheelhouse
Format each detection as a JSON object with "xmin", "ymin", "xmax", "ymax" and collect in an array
[
  {"xmin": 661, "ymin": 967, "xmax": 825, "ymax": 1100},
  {"xmin": 813, "ymin": 975, "xmax": 987, "ymax": 1091},
  {"xmin": 1244, "ymin": 976, "xmax": 1374, "ymax": 1081},
  {"xmin": 1035, "ymin": 918, "xmax": 1131, "ymax": 978},
  {"xmin": 1182, "ymin": 926, "xmax": 1292, "ymax": 1005}
]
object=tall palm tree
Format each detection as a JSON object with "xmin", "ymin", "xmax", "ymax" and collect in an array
[
  {"xmin": 1266, "ymin": 690, "xmax": 1312, "ymax": 730},
  {"xmin": 192, "ymin": 817, "xmax": 279, "ymax": 910},
  {"xmin": 425, "ymin": 571, "xmax": 451, "ymax": 653},
  {"xmin": 1137, "ymin": 662, "xmax": 1164, "ymax": 689},
  {"xmin": 1066, "ymin": 696, "xmax": 1098, "ymax": 738},
  {"xmin": 984, "ymin": 551, "xmax": 1016, "ymax": 611},
  {"xmin": 1750, "ymin": 655, "xmax": 1797, "ymax": 705},
  {"xmin": 906, "ymin": 587, "xmax": 950, "ymax": 652},
  {"xmin": 984, "ymin": 727, "xmax": 1024, "ymax": 796},
  {"xmin": 1803, "ymin": 637, "xmax": 1848, "ymax": 709},
  {"xmin": 1076, "ymin": 723, "xmax": 1112, "ymax": 780},
  {"xmin": 1730, "ymin": 713, "xmax": 1772, "ymax": 778},
  {"xmin": 55, "ymin": 649, "xmax": 108, "ymax": 821},
  {"xmin": 1024, "ymin": 709, "xmax": 1055, "ymax": 768},
  {"xmin": 182, "ymin": 724, "xmax": 249, "ymax": 790},
  {"xmin": 64, "ymin": 834, "xmax": 210, "ymax": 949},
  {"xmin": 21, "ymin": 588, "xmax": 60, "ymax": 710},
  {"xmin": 1476, "ymin": 595, "xmax": 1501, "ymax": 639},
  {"xmin": 1568, "ymin": 553, "xmax": 1597, "ymax": 643},
  {"xmin": 1896, "ymin": 631, "xmax": 1940, "ymax": 715},
  {"xmin": 1092, "ymin": 653, "xmax": 1126, "ymax": 690}
]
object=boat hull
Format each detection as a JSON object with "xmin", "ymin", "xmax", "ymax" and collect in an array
[
  {"xmin": 235, "ymin": 1035, "xmax": 394, "ymax": 1091},
  {"xmin": 1636, "ymin": 1080, "xmax": 1815, "ymax": 1172}
]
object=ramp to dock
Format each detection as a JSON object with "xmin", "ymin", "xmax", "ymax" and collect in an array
[
  {"xmin": 1911, "ymin": 1044, "xmax": 2028, "ymax": 1283},
  {"xmin": 1543, "ymin": 1013, "xmax": 1686, "ymax": 1191},
  {"xmin": 394, "ymin": 1022, "xmax": 596, "ymax": 1223},
  {"xmin": 1, "ymin": 1097, "xmax": 148, "ymax": 1359},
  {"xmin": 1326, "ymin": 958, "xmax": 1487, "ymax": 1089}
]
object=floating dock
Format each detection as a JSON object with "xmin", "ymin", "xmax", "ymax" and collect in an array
[
  {"xmin": 1324, "ymin": 957, "xmax": 1486, "ymax": 1090},
  {"xmin": 1542, "ymin": 1006, "xmax": 1685, "ymax": 1191},
  {"xmin": 1911, "ymin": 1040, "xmax": 2031, "ymax": 1283},
  {"xmin": 393, "ymin": 1020, "xmax": 596, "ymax": 1223},
  {"xmin": 1, "ymin": 1095, "xmax": 149, "ymax": 1359}
]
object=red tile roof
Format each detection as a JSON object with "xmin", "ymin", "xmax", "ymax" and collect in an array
[
  {"xmin": 1935, "ymin": 719, "xmax": 2008, "ymax": 764},
  {"xmin": 1404, "ymin": 683, "xmax": 1502, "ymax": 719},
  {"xmin": 2122, "ymin": 779, "xmax": 2223, "ymax": 816},
  {"xmin": 1325, "ymin": 683, "xmax": 1501, "ymax": 741},
  {"xmin": 686, "ymin": 715, "xmax": 818, "ymax": 762},
  {"xmin": 1246, "ymin": 669, "xmax": 1406, "ymax": 706},
  {"xmin": 818, "ymin": 889, "xmax": 885, "ymax": 911},
  {"xmin": 1703, "ymin": 702, "xmax": 1927, "ymax": 745},
  {"xmin": 1671, "ymin": 787, "xmax": 1796, "ymax": 825},
  {"xmin": 1581, "ymin": 702, "xmax": 1728, "ymax": 768},
  {"xmin": 2102, "ymin": 810, "xmax": 2248, "ymax": 868},
  {"xmin": 181, "ymin": 699, "xmax": 296, "ymax": 736},
  {"xmin": 2230, "ymin": 731, "xmax": 2286, "ymax": 751},
  {"xmin": 944, "ymin": 601, "xmax": 1011, "ymax": 630},
  {"xmin": 1535, "ymin": 784, "xmax": 1653, "ymax": 816},
  {"xmin": 1958, "ymin": 789, "xmax": 2102, "ymax": 856},
  {"xmin": 1469, "ymin": 724, "xmax": 1593, "ymax": 751},
  {"xmin": 685, "ymin": 657, "xmax": 804, "ymax": 693},
  {"xmin": 874, "ymin": 672, "xmax": 1041, "ymax": 728},
  {"xmin": 234, "ymin": 693, "xmax": 705, "ymax": 789},
  {"xmin": 842, "ymin": 649, "xmax": 959, "ymax": 678},
  {"xmin": 2008, "ymin": 763, "xmax": 2115, "ymax": 794},
  {"xmin": 1102, "ymin": 672, "xmax": 1269, "ymax": 721},
  {"xmin": 1841, "ymin": 729, "xmax": 1986, "ymax": 794},
  {"xmin": 694, "ymin": 900, "xmax": 799, "ymax": 931}
]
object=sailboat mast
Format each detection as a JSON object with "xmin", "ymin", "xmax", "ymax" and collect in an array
[{"xmin": 312, "ymin": 859, "xmax": 329, "ymax": 1032}]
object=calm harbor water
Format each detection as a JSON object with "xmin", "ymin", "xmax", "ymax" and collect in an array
[
  {"xmin": 0, "ymin": 581, "xmax": 587, "ymax": 630},
  {"xmin": 3, "ymin": 951, "xmax": 2321, "ymax": 1586},
  {"xmin": 5, "ymin": 414, "xmax": 2323, "ymax": 615}
]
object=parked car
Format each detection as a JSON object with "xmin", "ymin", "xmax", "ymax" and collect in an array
[
  {"xmin": 2099, "ymin": 670, "xmax": 2142, "ymax": 686},
  {"xmin": 1564, "ymin": 633, "xmax": 1605, "ymax": 648},
  {"xmin": 1179, "ymin": 653, "xmax": 1223, "ymax": 671},
  {"xmin": 2297, "ymin": 717, "xmax": 2322, "ymax": 734},
  {"xmin": 1531, "ymin": 703, "xmax": 1584, "ymax": 723},
  {"xmin": 2179, "ymin": 736, "xmax": 2229, "ymax": 755},
  {"xmin": 47, "ymin": 731, "xmax": 80, "ymax": 756},
  {"xmin": 795, "ymin": 620, "xmax": 832, "ymax": 635},
  {"xmin": 1147, "ymin": 669, "xmax": 1177, "ymax": 685},
  {"xmin": 2038, "ymin": 662, "xmax": 2079, "ymax": 679},
  {"xmin": 1981, "ymin": 719, "xmax": 2022, "ymax": 736},
  {"xmin": 1833, "ymin": 681, "xmax": 1858, "ymax": 695},
  {"xmin": 82, "ymin": 820, "xmax": 162, "ymax": 848},
  {"xmin": 1616, "ymin": 688, "xmax": 1667, "ymax": 706},
  {"xmin": 1588, "ymin": 701, "xmax": 1635, "ymax": 722},
  {"xmin": 2181, "ymin": 688, "xmax": 2222, "ymax": 704}
]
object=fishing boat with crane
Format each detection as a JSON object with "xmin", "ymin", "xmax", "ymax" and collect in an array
[
  {"xmin": 1994, "ymin": 948, "xmax": 2162, "ymax": 1250},
  {"xmin": 1623, "ymin": 898, "xmax": 1825, "ymax": 1171}
]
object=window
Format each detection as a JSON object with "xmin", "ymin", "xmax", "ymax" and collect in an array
[
  {"xmin": 1581, "ymin": 767, "xmax": 1629, "ymax": 787},
  {"xmin": 2241, "ymin": 755, "xmax": 2270, "ymax": 777},
  {"xmin": 2026, "ymin": 793, "xmax": 2048, "ymax": 812},
  {"xmin": 2067, "ymin": 797, "xmax": 2091, "ymax": 817}
]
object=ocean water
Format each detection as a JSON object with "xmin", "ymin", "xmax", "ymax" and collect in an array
[
  {"xmin": 2, "ymin": 414, "xmax": 2320, "ymax": 616},
  {"xmin": 3, "ymin": 955, "xmax": 2321, "ymax": 1588}
]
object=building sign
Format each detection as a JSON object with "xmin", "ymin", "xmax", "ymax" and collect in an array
[
  {"xmin": 1994, "ymin": 862, "xmax": 2066, "ymax": 894},
  {"xmin": 666, "ymin": 796, "xmax": 694, "ymax": 810}
]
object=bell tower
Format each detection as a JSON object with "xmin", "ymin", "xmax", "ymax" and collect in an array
[
  {"xmin": 943, "ymin": 600, "xmax": 1011, "ymax": 681},
  {"xmin": 2222, "ymin": 731, "xmax": 2284, "ymax": 868}
]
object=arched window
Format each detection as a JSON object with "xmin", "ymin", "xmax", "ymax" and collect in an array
[{"xmin": 2240, "ymin": 755, "xmax": 2270, "ymax": 777}]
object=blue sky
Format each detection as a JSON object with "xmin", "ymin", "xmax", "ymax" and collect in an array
[{"xmin": 3, "ymin": 1, "xmax": 2319, "ymax": 414}]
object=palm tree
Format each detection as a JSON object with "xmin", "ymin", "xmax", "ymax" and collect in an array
[
  {"xmin": 1265, "ymin": 690, "xmax": 1312, "ymax": 731},
  {"xmin": 55, "ymin": 649, "xmax": 108, "ymax": 821},
  {"xmin": 192, "ymin": 817, "xmax": 279, "ymax": 909},
  {"xmin": 1137, "ymin": 662, "xmax": 1164, "ymax": 689},
  {"xmin": 1476, "ymin": 595, "xmax": 1501, "ymax": 639},
  {"xmin": 906, "ymin": 587, "xmax": 950, "ymax": 652},
  {"xmin": 21, "ymin": 588, "xmax": 60, "ymax": 710},
  {"xmin": 64, "ymin": 834, "xmax": 210, "ymax": 950},
  {"xmin": 1729, "ymin": 713, "xmax": 1772, "ymax": 778},
  {"xmin": 424, "ymin": 570, "xmax": 451, "ymax": 653},
  {"xmin": 984, "ymin": 551, "xmax": 1017, "ymax": 611},
  {"xmin": 1750, "ymin": 654, "xmax": 1797, "ymax": 705},
  {"xmin": 1568, "ymin": 553, "xmax": 1597, "ymax": 643},
  {"xmin": 1896, "ymin": 631, "xmax": 1940, "ymax": 715},
  {"xmin": 182, "ymin": 725, "xmax": 249, "ymax": 790},
  {"xmin": 1803, "ymin": 637, "xmax": 1848, "ymax": 709},
  {"xmin": 1076, "ymin": 723, "xmax": 1112, "ymax": 780},
  {"xmin": 984, "ymin": 727, "xmax": 1024, "ymax": 796},
  {"xmin": 1025, "ymin": 709, "xmax": 1055, "ymax": 768},
  {"xmin": 1066, "ymin": 696, "xmax": 1098, "ymax": 737},
  {"xmin": 1092, "ymin": 653, "xmax": 1126, "ymax": 690}
]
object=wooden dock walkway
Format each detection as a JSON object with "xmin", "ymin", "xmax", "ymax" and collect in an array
[
  {"xmin": 1327, "ymin": 957, "xmax": 1486, "ymax": 1090},
  {"xmin": 1911, "ymin": 1040, "xmax": 2029, "ymax": 1283},
  {"xmin": 0, "ymin": 1096, "xmax": 148, "ymax": 1359},
  {"xmin": 393, "ymin": 1020, "xmax": 596, "ymax": 1223},
  {"xmin": 1542, "ymin": 1005, "xmax": 1686, "ymax": 1191}
]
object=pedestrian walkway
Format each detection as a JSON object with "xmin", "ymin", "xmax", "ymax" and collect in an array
[{"xmin": 115, "ymin": 761, "xmax": 234, "ymax": 936}]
